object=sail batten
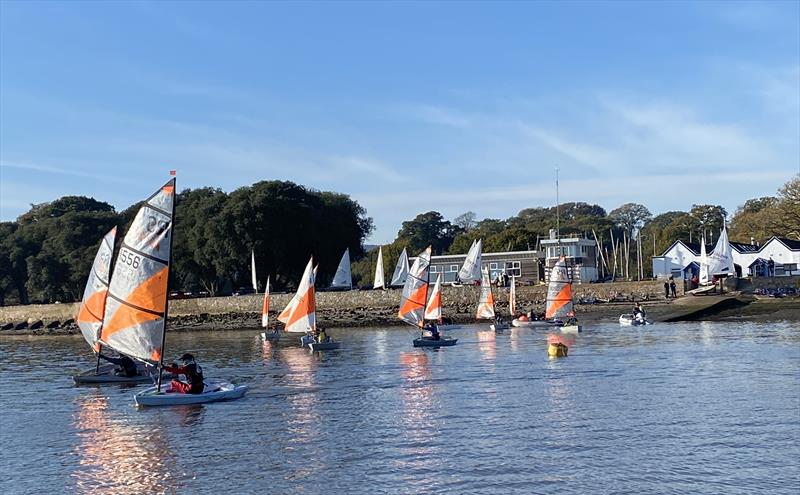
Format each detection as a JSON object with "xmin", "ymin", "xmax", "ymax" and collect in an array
[
  {"xmin": 77, "ymin": 227, "xmax": 117, "ymax": 351},
  {"xmin": 99, "ymin": 179, "xmax": 175, "ymax": 362}
]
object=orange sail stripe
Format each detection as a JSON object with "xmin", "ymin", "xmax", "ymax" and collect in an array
[
  {"xmin": 162, "ymin": 184, "xmax": 175, "ymax": 195},
  {"xmin": 398, "ymin": 284, "xmax": 427, "ymax": 317},
  {"xmin": 286, "ymin": 287, "xmax": 315, "ymax": 328},
  {"xmin": 100, "ymin": 266, "xmax": 168, "ymax": 339},
  {"xmin": 545, "ymin": 285, "xmax": 572, "ymax": 319},
  {"xmin": 77, "ymin": 289, "xmax": 108, "ymax": 324},
  {"xmin": 150, "ymin": 348, "xmax": 162, "ymax": 361}
]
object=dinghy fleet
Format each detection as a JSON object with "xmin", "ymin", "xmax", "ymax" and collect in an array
[{"xmin": 71, "ymin": 177, "xmax": 599, "ymax": 408}]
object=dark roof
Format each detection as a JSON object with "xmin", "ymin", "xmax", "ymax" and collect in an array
[
  {"xmin": 665, "ymin": 240, "xmax": 714, "ymax": 256},
  {"xmin": 774, "ymin": 237, "xmax": 800, "ymax": 250},
  {"xmin": 729, "ymin": 241, "xmax": 760, "ymax": 253},
  {"xmin": 748, "ymin": 258, "xmax": 769, "ymax": 267}
]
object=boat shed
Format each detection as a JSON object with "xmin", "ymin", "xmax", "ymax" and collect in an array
[{"xmin": 416, "ymin": 250, "xmax": 544, "ymax": 285}]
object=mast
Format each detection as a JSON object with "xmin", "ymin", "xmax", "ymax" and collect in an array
[{"xmin": 156, "ymin": 175, "xmax": 177, "ymax": 393}]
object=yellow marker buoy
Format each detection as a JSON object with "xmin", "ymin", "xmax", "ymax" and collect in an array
[{"xmin": 548, "ymin": 342, "xmax": 568, "ymax": 358}]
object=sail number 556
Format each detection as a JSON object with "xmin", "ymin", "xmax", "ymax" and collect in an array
[{"xmin": 119, "ymin": 249, "xmax": 141, "ymax": 269}]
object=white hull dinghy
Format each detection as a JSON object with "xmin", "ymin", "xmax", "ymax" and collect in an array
[
  {"xmin": 619, "ymin": 314, "xmax": 651, "ymax": 326},
  {"xmin": 73, "ymin": 363, "xmax": 154, "ymax": 384},
  {"xmin": 309, "ymin": 340, "xmax": 341, "ymax": 351},
  {"xmin": 413, "ymin": 336, "xmax": 458, "ymax": 347},
  {"xmin": 560, "ymin": 324, "xmax": 582, "ymax": 333},
  {"xmin": 545, "ymin": 256, "xmax": 583, "ymax": 333},
  {"xmin": 134, "ymin": 380, "xmax": 249, "ymax": 407},
  {"xmin": 511, "ymin": 318, "xmax": 559, "ymax": 328}
]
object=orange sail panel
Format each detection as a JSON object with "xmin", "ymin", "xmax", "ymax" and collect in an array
[
  {"xmin": 282, "ymin": 258, "xmax": 316, "ymax": 333},
  {"xmin": 476, "ymin": 266, "xmax": 496, "ymax": 319},
  {"xmin": 261, "ymin": 276, "xmax": 270, "ymax": 328},
  {"xmin": 398, "ymin": 246, "xmax": 431, "ymax": 327},
  {"xmin": 99, "ymin": 179, "xmax": 175, "ymax": 362},
  {"xmin": 76, "ymin": 227, "xmax": 117, "ymax": 351},
  {"xmin": 424, "ymin": 274, "xmax": 442, "ymax": 321},
  {"xmin": 545, "ymin": 256, "xmax": 575, "ymax": 320}
]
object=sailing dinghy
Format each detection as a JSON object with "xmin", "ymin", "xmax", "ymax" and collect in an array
[
  {"xmin": 458, "ymin": 239, "xmax": 483, "ymax": 284},
  {"xmin": 689, "ymin": 226, "xmax": 733, "ymax": 295},
  {"xmin": 476, "ymin": 266, "xmax": 509, "ymax": 332},
  {"xmin": 260, "ymin": 276, "xmax": 280, "ymax": 341},
  {"xmin": 72, "ymin": 227, "xmax": 154, "ymax": 384},
  {"xmin": 94, "ymin": 178, "xmax": 246, "ymax": 406},
  {"xmin": 281, "ymin": 257, "xmax": 340, "ymax": 350},
  {"xmin": 546, "ymin": 257, "xmax": 582, "ymax": 333},
  {"xmin": 399, "ymin": 247, "xmax": 457, "ymax": 347}
]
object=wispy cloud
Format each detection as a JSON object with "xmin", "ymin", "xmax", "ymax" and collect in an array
[{"xmin": 0, "ymin": 160, "xmax": 129, "ymax": 183}]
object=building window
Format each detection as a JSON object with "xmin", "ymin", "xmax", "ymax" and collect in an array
[
  {"xmin": 489, "ymin": 262, "xmax": 498, "ymax": 270},
  {"xmin": 430, "ymin": 265, "xmax": 439, "ymax": 273},
  {"xmin": 505, "ymin": 261, "xmax": 521, "ymax": 277},
  {"xmin": 450, "ymin": 264, "xmax": 459, "ymax": 272}
]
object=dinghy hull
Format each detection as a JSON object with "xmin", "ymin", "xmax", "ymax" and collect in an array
[
  {"xmin": 134, "ymin": 380, "xmax": 248, "ymax": 407},
  {"xmin": 73, "ymin": 363, "xmax": 154, "ymax": 384},
  {"xmin": 309, "ymin": 341, "xmax": 341, "ymax": 351},
  {"xmin": 413, "ymin": 337, "xmax": 458, "ymax": 347}
]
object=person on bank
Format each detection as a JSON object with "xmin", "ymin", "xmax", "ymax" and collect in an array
[
  {"xmin": 164, "ymin": 353, "xmax": 204, "ymax": 394},
  {"xmin": 99, "ymin": 352, "xmax": 138, "ymax": 377}
]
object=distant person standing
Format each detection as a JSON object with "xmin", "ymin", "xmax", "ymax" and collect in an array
[
  {"xmin": 768, "ymin": 257, "xmax": 775, "ymax": 277},
  {"xmin": 670, "ymin": 279, "xmax": 677, "ymax": 298},
  {"xmin": 663, "ymin": 280, "xmax": 670, "ymax": 298}
]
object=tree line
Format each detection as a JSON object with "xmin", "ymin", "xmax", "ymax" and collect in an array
[
  {"xmin": 0, "ymin": 181, "xmax": 373, "ymax": 305},
  {"xmin": 351, "ymin": 176, "xmax": 799, "ymax": 286},
  {"xmin": 2, "ymin": 176, "xmax": 797, "ymax": 305}
]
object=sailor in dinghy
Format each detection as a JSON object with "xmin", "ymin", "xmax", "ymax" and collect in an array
[{"xmin": 400, "ymin": 247, "xmax": 458, "ymax": 347}]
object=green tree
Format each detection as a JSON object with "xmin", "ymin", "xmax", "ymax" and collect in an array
[
  {"xmin": 397, "ymin": 211, "xmax": 460, "ymax": 255},
  {"xmin": 777, "ymin": 176, "xmax": 800, "ymax": 240}
]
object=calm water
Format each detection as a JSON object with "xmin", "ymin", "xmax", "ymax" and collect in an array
[{"xmin": 1, "ymin": 322, "xmax": 798, "ymax": 494}]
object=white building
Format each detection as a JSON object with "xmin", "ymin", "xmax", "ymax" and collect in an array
[
  {"xmin": 652, "ymin": 236, "xmax": 800, "ymax": 279},
  {"xmin": 540, "ymin": 233, "xmax": 599, "ymax": 283}
]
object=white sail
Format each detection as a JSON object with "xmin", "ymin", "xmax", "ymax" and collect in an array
[
  {"xmin": 330, "ymin": 248, "xmax": 352, "ymax": 289},
  {"xmin": 476, "ymin": 266, "xmax": 496, "ymax": 319},
  {"xmin": 509, "ymin": 276, "xmax": 516, "ymax": 316},
  {"xmin": 99, "ymin": 179, "xmax": 175, "ymax": 363},
  {"xmin": 76, "ymin": 227, "xmax": 117, "ymax": 351},
  {"xmin": 390, "ymin": 248, "xmax": 410, "ymax": 286},
  {"xmin": 251, "ymin": 250, "xmax": 258, "ymax": 293},
  {"xmin": 261, "ymin": 276, "xmax": 270, "ymax": 328},
  {"xmin": 281, "ymin": 257, "xmax": 316, "ymax": 333},
  {"xmin": 424, "ymin": 274, "xmax": 442, "ymax": 321},
  {"xmin": 545, "ymin": 257, "xmax": 574, "ymax": 320},
  {"xmin": 699, "ymin": 236, "xmax": 710, "ymax": 285},
  {"xmin": 373, "ymin": 246, "xmax": 385, "ymax": 289},
  {"xmin": 707, "ymin": 226, "xmax": 733, "ymax": 277},
  {"xmin": 459, "ymin": 239, "xmax": 483, "ymax": 282},
  {"xmin": 398, "ymin": 246, "xmax": 431, "ymax": 327}
]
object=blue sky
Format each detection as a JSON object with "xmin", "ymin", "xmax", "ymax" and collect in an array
[{"xmin": 1, "ymin": 0, "xmax": 798, "ymax": 243}]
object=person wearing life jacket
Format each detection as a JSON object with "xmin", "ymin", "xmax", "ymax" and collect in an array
[
  {"xmin": 163, "ymin": 353, "xmax": 204, "ymax": 394},
  {"xmin": 317, "ymin": 327, "xmax": 329, "ymax": 343},
  {"xmin": 99, "ymin": 352, "xmax": 138, "ymax": 377}
]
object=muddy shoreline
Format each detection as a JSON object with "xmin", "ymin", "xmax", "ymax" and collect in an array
[{"xmin": 3, "ymin": 295, "xmax": 797, "ymax": 337}]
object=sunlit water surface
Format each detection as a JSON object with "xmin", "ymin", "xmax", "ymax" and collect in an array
[{"xmin": 1, "ymin": 322, "xmax": 798, "ymax": 494}]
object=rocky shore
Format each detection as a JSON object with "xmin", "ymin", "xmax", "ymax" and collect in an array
[{"xmin": 2, "ymin": 279, "xmax": 798, "ymax": 337}]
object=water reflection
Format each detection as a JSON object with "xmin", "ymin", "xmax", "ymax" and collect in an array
[
  {"xmin": 476, "ymin": 330, "xmax": 497, "ymax": 366},
  {"xmin": 278, "ymin": 347, "xmax": 320, "ymax": 479},
  {"xmin": 72, "ymin": 393, "xmax": 175, "ymax": 494}
]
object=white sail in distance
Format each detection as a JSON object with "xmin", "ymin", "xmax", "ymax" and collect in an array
[
  {"xmin": 391, "ymin": 248, "xmax": 410, "ymax": 286},
  {"xmin": 373, "ymin": 246, "xmax": 385, "ymax": 289},
  {"xmin": 251, "ymin": 250, "xmax": 258, "ymax": 293},
  {"xmin": 99, "ymin": 179, "xmax": 175, "ymax": 362},
  {"xmin": 459, "ymin": 239, "xmax": 482, "ymax": 282},
  {"xmin": 707, "ymin": 226, "xmax": 733, "ymax": 277},
  {"xmin": 76, "ymin": 227, "xmax": 117, "ymax": 352},
  {"xmin": 476, "ymin": 266, "xmax": 496, "ymax": 319},
  {"xmin": 261, "ymin": 276, "xmax": 270, "ymax": 328},
  {"xmin": 330, "ymin": 248, "xmax": 352, "ymax": 289},
  {"xmin": 509, "ymin": 276, "xmax": 516, "ymax": 315},
  {"xmin": 699, "ymin": 236, "xmax": 710, "ymax": 285}
]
